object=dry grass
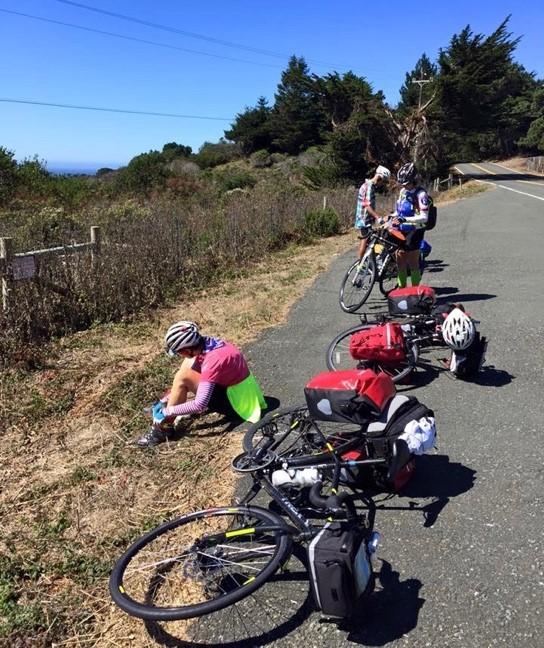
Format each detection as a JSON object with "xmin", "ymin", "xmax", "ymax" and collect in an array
[
  {"xmin": 492, "ymin": 156, "xmax": 544, "ymax": 176},
  {"xmin": 0, "ymin": 232, "xmax": 353, "ymax": 646},
  {"xmin": 434, "ymin": 180, "xmax": 491, "ymax": 206}
]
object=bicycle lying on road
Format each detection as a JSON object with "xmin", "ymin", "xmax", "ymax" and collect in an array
[
  {"xmin": 109, "ymin": 372, "xmax": 433, "ymax": 641},
  {"xmin": 326, "ymin": 311, "xmax": 447, "ymax": 383}
]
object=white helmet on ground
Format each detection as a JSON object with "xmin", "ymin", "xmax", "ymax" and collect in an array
[
  {"xmin": 376, "ymin": 165, "xmax": 391, "ymax": 181},
  {"xmin": 442, "ymin": 308, "xmax": 476, "ymax": 350},
  {"xmin": 165, "ymin": 321, "xmax": 202, "ymax": 356}
]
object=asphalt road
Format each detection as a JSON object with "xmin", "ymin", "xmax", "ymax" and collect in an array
[{"xmin": 185, "ymin": 179, "xmax": 544, "ymax": 647}]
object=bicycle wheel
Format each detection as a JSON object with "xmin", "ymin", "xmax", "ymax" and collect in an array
[
  {"xmin": 243, "ymin": 405, "xmax": 362, "ymax": 457},
  {"xmin": 378, "ymin": 255, "xmax": 398, "ymax": 296},
  {"xmin": 110, "ymin": 505, "xmax": 291, "ymax": 622},
  {"xmin": 326, "ymin": 324, "xmax": 419, "ymax": 383},
  {"xmin": 339, "ymin": 255, "xmax": 376, "ymax": 313}
]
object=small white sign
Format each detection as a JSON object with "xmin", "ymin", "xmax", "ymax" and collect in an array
[{"xmin": 13, "ymin": 255, "xmax": 36, "ymax": 281}]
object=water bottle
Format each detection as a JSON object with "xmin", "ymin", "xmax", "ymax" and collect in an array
[
  {"xmin": 353, "ymin": 542, "xmax": 372, "ymax": 596},
  {"xmin": 271, "ymin": 468, "xmax": 320, "ymax": 488}
]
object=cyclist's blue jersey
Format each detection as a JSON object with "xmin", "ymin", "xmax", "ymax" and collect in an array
[
  {"xmin": 355, "ymin": 179, "xmax": 377, "ymax": 229},
  {"xmin": 395, "ymin": 187, "xmax": 429, "ymax": 229}
]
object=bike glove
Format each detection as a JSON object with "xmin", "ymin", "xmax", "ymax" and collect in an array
[{"xmin": 152, "ymin": 401, "xmax": 167, "ymax": 424}]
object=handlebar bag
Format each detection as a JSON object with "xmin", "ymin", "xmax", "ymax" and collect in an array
[
  {"xmin": 304, "ymin": 369, "xmax": 396, "ymax": 425},
  {"xmin": 308, "ymin": 521, "xmax": 371, "ymax": 618},
  {"xmin": 349, "ymin": 322, "xmax": 406, "ymax": 363},
  {"xmin": 388, "ymin": 285, "xmax": 436, "ymax": 316}
]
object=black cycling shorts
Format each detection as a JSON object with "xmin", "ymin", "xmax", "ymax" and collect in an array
[
  {"xmin": 403, "ymin": 228, "xmax": 425, "ymax": 251},
  {"xmin": 208, "ymin": 384, "xmax": 239, "ymax": 420},
  {"xmin": 358, "ymin": 226, "xmax": 372, "ymax": 240}
]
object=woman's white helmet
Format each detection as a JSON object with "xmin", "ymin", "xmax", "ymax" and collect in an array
[
  {"xmin": 165, "ymin": 321, "xmax": 202, "ymax": 356},
  {"xmin": 442, "ymin": 308, "xmax": 476, "ymax": 350},
  {"xmin": 376, "ymin": 165, "xmax": 391, "ymax": 181}
]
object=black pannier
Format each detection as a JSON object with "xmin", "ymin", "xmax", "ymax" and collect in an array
[{"xmin": 308, "ymin": 521, "xmax": 373, "ymax": 618}]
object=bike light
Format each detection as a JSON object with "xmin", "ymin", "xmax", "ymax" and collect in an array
[{"xmin": 367, "ymin": 531, "xmax": 381, "ymax": 554}]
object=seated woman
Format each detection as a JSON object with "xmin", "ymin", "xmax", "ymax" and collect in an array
[{"xmin": 137, "ymin": 321, "xmax": 267, "ymax": 447}]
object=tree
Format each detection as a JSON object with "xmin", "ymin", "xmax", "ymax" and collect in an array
[
  {"xmin": 194, "ymin": 139, "xmax": 241, "ymax": 168},
  {"xmin": 434, "ymin": 17, "xmax": 530, "ymax": 161},
  {"xmin": 224, "ymin": 97, "xmax": 273, "ymax": 154},
  {"xmin": 519, "ymin": 85, "xmax": 544, "ymax": 152},
  {"xmin": 119, "ymin": 150, "xmax": 168, "ymax": 194},
  {"xmin": 397, "ymin": 54, "xmax": 437, "ymax": 116},
  {"xmin": 0, "ymin": 146, "xmax": 18, "ymax": 204},
  {"xmin": 270, "ymin": 56, "xmax": 326, "ymax": 154},
  {"xmin": 162, "ymin": 142, "xmax": 193, "ymax": 160}
]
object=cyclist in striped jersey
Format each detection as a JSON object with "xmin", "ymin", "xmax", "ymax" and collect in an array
[{"xmin": 354, "ymin": 165, "xmax": 391, "ymax": 260}]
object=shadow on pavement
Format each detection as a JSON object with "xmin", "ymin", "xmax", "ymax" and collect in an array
[
  {"xmin": 471, "ymin": 366, "xmax": 514, "ymax": 387},
  {"xmin": 434, "ymin": 287, "xmax": 497, "ymax": 303},
  {"xmin": 343, "ymin": 560, "xmax": 424, "ymax": 646},
  {"xmin": 399, "ymin": 454, "xmax": 477, "ymax": 527},
  {"xmin": 464, "ymin": 172, "xmax": 543, "ymax": 182},
  {"xmin": 424, "ymin": 258, "xmax": 448, "ymax": 274}
]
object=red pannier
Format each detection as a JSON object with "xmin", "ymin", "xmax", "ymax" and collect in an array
[
  {"xmin": 304, "ymin": 369, "xmax": 396, "ymax": 425},
  {"xmin": 388, "ymin": 285, "xmax": 436, "ymax": 316},
  {"xmin": 349, "ymin": 322, "xmax": 406, "ymax": 363}
]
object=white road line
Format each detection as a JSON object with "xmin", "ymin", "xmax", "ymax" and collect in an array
[{"xmin": 496, "ymin": 184, "xmax": 544, "ymax": 202}]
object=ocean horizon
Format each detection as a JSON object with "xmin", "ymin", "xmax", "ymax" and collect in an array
[{"xmin": 46, "ymin": 163, "xmax": 122, "ymax": 176}]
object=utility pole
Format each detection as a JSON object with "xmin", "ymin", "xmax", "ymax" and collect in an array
[{"xmin": 413, "ymin": 78, "xmax": 432, "ymax": 109}]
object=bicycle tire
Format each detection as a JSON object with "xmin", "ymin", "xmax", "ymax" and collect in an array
[
  {"xmin": 339, "ymin": 255, "xmax": 376, "ymax": 313},
  {"xmin": 109, "ymin": 505, "xmax": 291, "ymax": 621},
  {"xmin": 326, "ymin": 323, "xmax": 419, "ymax": 383},
  {"xmin": 378, "ymin": 255, "xmax": 398, "ymax": 296},
  {"xmin": 243, "ymin": 405, "xmax": 363, "ymax": 458}
]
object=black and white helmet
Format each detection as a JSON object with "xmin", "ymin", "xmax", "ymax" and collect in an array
[
  {"xmin": 397, "ymin": 162, "xmax": 417, "ymax": 186},
  {"xmin": 442, "ymin": 308, "xmax": 476, "ymax": 350},
  {"xmin": 165, "ymin": 321, "xmax": 202, "ymax": 356}
]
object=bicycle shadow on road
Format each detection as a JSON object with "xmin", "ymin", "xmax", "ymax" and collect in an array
[
  {"xmin": 398, "ymin": 454, "xmax": 477, "ymax": 528},
  {"xmin": 434, "ymin": 287, "xmax": 497, "ymax": 303},
  {"xmin": 342, "ymin": 560, "xmax": 424, "ymax": 646}
]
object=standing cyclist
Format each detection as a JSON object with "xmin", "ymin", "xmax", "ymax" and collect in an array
[
  {"xmin": 354, "ymin": 165, "xmax": 391, "ymax": 261},
  {"xmin": 137, "ymin": 321, "xmax": 267, "ymax": 447},
  {"xmin": 392, "ymin": 162, "xmax": 430, "ymax": 287}
]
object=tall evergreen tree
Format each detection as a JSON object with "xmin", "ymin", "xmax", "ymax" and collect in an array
[
  {"xmin": 434, "ymin": 17, "xmax": 532, "ymax": 161},
  {"xmin": 224, "ymin": 97, "xmax": 273, "ymax": 154},
  {"xmin": 270, "ymin": 56, "xmax": 326, "ymax": 154}
]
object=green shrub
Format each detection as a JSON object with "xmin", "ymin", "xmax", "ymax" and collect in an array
[
  {"xmin": 214, "ymin": 169, "xmax": 257, "ymax": 192},
  {"xmin": 250, "ymin": 149, "xmax": 272, "ymax": 168},
  {"xmin": 304, "ymin": 207, "xmax": 341, "ymax": 237}
]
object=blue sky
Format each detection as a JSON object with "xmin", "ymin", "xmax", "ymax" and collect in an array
[{"xmin": 1, "ymin": 0, "xmax": 543, "ymax": 170}]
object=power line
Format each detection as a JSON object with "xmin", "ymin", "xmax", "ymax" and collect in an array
[
  {"xmin": 55, "ymin": 0, "xmax": 350, "ymax": 70},
  {"xmin": 0, "ymin": 8, "xmax": 282, "ymax": 69},
  {"xmin": 0, "ymin": 98, "xmax": 232, "ymax": 121}
]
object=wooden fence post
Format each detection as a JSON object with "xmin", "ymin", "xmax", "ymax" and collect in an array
[
  {"xmin": 322, "ymin": 195, "xmax": 328, "ymax": 209},
  {"xmin": 90, "ymin": 226, "xmax": 101, "ymax": 267},
  {"xmin": 448, "ymin": 173, "xmax": 453, "ymax": 189},
  {"xmin": 1, "ymin": 237, "xmax": 14, "ymax": 311}
]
